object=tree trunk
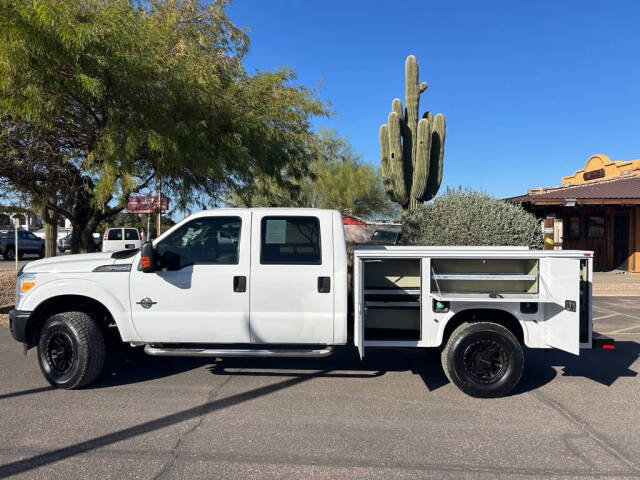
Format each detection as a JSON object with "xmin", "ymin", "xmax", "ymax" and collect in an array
[
  {"xmin": 45, "ymin": 221, "xmax": 57, "ymax": 257},
  {"xmin": 41, "ymin": 194, "xmax": 59, "ymax": 257},
  {"xmin": 78, "ymin": 226, "xmax": 96, "ymax": 253}
]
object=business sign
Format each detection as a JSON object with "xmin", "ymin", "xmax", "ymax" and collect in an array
[
  {"xmin": 127, "ymin": 195, "xmax": 169, "ymax": 214},
  {"xmin": 583, "ymin": 168, "xmax": 605, "ymax": 181}
]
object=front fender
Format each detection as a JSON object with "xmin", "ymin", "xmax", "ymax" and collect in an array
[{"xmin": 20, "ymin": 276, "xmax": 140, "ymax": 342}]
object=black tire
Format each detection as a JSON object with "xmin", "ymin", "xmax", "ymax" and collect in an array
[
  {"xmin": 4, "ymin": 248, "xmax": 14, "ymax": 261},
  {"xmin": 58, "ymin": 248, "xmax": 65, "ymax": 254},
  {"xmin": 441, "ymin": 322, "xmax": 524, "ymax": 398},
  {"xmin": 37, "ymin": 312, "xmax": 105, "ymax": 389}
]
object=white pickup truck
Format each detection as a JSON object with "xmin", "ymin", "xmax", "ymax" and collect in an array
[{"xmin": 9, "ymin": 208, "xmax": 613, "ymax": 397}]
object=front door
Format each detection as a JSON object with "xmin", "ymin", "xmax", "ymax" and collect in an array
[
  {"xmin": 249, "ymin": 212, "xmax": 334, "ymax": 344},
  {"xmin": 613, "ymin": 213, "xmax": 630, "ymax": 270},
  {"xmin": 130, "ymin": 212, "xmax": 251, "ymax": 343}
]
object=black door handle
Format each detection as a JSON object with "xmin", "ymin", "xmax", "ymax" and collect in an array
[
  {"xmin": 318, "ymin": 276, "xmax": 330, "ymax": 293},
  {"xmin": 233, "ymin": 276, "xmax": 246, "ymax": 292}
]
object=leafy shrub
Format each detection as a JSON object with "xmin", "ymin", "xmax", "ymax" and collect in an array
[{"xmin": 400, "ymin": 187, "xmax": 543, "ymax": 249}]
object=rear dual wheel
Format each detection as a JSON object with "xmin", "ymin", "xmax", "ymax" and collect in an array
[{"xmin": 441, "ymin": 322, "xmax": 524, "ymax": 398}]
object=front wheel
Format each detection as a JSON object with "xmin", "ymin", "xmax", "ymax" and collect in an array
[
  {"xmin": 3, "ymin": 248, "xmax": 14, "ymax": 261},
  {"xmin": 441, "ymin": 322, "xmax": 524, "ymax": 398},
  {"xmin": 37, "ymin": 312, "xmax": 105, "ymax": 389}
]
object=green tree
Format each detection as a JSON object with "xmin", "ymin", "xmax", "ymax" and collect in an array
[
  {"xmin": 230, "ymin": 129, "xmax": 398, "ymax": 220},
  {"xmin": 400, "ymin": 187, "xmax": 543, "ymax": 249},
  {"xmin": 0, "ymin": 0, "xmax": 327, "ymax": 252}
]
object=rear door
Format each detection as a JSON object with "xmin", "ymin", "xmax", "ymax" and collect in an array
[
  {"xmin": 124, "ymin": 228, "xmax": 140, "ymax": 250},
  {"xmin": 104, "ymin": 228, "xmax": 123, "ymax": 252},
  {"xmin": 249, "ymin": 211, "xmax": 334, "ymax": 344},
  {"xmin": 542, "ymin": 257, "xmax": 581, "ymax": 354}
]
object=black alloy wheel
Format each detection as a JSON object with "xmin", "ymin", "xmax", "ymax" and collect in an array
[
  {"xmin": 462, "ymin": 339, "xmax": 509, "ymax": 385},
  {"xmin": 45, "ymin": 331, "xmax": 75, "ymax": 376},
  {"xmin": 37, "ymin": 312, "xmax": 105, "ymax": 389},
  {"xmin": 441, "ymin": 322, "xmax": 524, "ymax": 398}
]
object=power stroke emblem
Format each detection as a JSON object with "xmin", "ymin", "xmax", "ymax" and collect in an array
[{"xmin": 136, "ymin": 297, "xmax": 157, "ymax": 309}]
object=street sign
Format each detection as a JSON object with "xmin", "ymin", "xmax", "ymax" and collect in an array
[
  {"xmin": 127, "ymin": 195, "xmax": 169, "ymax": 214},
  {"xmin": 12, "ymin": 217, "xmax": 20, "ymax": 228}
]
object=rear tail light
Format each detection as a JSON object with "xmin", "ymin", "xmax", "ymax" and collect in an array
[{"xmin": 103, "ymin": 232, "xmax": 108, "ymax": 240}]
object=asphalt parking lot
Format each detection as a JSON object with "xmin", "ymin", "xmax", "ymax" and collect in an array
[{"xmin": 0, "ymin": 297, "xmax": 638, "ymax": 479}]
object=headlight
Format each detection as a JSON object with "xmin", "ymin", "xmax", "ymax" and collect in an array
[{"xmin": 16, "ymin": 274, "xmax": 37, "ymax": 305}]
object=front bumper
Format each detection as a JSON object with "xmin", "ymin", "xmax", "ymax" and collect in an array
[{"xmin": 9, "ymin": 310, "xmax": 31, "ymax": 343}]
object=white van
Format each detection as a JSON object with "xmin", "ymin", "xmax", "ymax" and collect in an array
[{"xmin": 101, "ymin": 227, "xmax": 142, "ymax": 252}]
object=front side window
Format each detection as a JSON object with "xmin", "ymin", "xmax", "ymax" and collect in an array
[
  {"xmin": 260, "ymin": 216, "xmax": 321, "ymax": 265},
  {"xmin": 124, "ymin": 228, "xmax": 139, "ymax": 240},
  {"xmin": 156, "ymin": 216, "xmax": 241, "ymax": 268},
  {"xmin": 108, "ymin": 229, "xmax": 123, "ymax": 241}
]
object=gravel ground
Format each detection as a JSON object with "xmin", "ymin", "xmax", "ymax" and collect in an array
[{"xmin": 0, "ymin": 271, "xmax": 16, "ymax": 326}]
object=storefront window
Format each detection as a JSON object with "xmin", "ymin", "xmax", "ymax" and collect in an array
[
  {"xmin": 564, "ymin": 216, "xmax": 580, "ymax": 238},
  {"xmin": 585, "ymin": 216, "xmax": 604, "ymax": 238}
]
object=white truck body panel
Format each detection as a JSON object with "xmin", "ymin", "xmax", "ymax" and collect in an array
[{"xmin": 353, "ymin": 246, "xmax": 592, "ymax": 358}]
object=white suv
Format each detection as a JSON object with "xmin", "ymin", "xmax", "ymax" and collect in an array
[{"xmin": 101, "ymin": 227, "xmax": 142, "ymax": 252}]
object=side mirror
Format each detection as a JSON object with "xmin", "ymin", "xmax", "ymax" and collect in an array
[{"xmin": 140, "ymin": 241, "xmax": 156, "ymax": 273}]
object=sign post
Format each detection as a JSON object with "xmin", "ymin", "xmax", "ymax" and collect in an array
[{"xmin": 13, "ymin": 216, "xmax": 19, "ymax": 271}]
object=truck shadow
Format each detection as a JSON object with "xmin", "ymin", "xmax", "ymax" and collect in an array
[
  {"xmin": 521, "ymin": 341, "xmax": 639, "ymax": 388},
  {"xmin": 90, "ymin": 341, "xmax": 638, "ymax": 394},
  {"xmin": 206, "ymin": 342, "xmax": 639, "ymax": 396}
]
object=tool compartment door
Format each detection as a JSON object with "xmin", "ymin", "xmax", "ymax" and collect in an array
[
  {"xmin": 542, "ymin": 257, "xmax": 581, "ymax": 355},
  {"xmin": 353, "ymin": 256, "xmax": 364, "ymax": 359}
]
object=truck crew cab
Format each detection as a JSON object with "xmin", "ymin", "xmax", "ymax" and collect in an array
[{"xmin": 9, "ymin": 208, "xmax": 614, "ymax": 398}]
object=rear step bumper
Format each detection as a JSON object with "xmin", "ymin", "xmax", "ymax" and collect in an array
[
  {"xmin": 592, "ymin": 332, "xmax": 615, "ymax": 349},
  {"xmin": 144, "ymin": 345, "xmax": 334, "ymax": 358}
]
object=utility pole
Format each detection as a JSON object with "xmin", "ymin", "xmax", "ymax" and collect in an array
[{"xmin": 156, "ymin": 179, "xmax": 161, "ymax": 238}]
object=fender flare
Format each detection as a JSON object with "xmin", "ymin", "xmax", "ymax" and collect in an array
[
  {"xmin": 436, "ymin": 304, "xmax": 531, "ymax": 347},
  {"xmin": 20, "ymin": 278, "xmax": 140, "ymax": 343}
]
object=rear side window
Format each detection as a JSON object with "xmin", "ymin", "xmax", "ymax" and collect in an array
[
  {"xmin": 107, "ymin": 229, "xmax": 123, "ymax": 241},
  {"xmin": 260, "ymin": 216, "xmax": 321, "ymax": 265},
  {"xmin": 124, "ymin": 229, "xmax": 139, "ymax": 240}
]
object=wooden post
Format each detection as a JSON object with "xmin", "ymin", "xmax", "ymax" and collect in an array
[{"xmin": 543, "ymin": 216, "xmax": 555, "ymax": 250}]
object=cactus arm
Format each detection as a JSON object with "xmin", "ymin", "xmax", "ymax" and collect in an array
[
  {"xmin": 410, "ymin": 116, "xmax": 432, "ymax": 204},
  {"xmin": 379, "ymin": 124, "xmax": 394, "ymax": 197},
  {"xmin": 387, "ymin": 111, "xmax": 408, "ymax": 206},
  {"xmin": 404, "ymin": 55, "xmax": 420, "ymax": 168},
  {"xmin": 425, "ymin": 113, "xmax": 446, "ymax": 201},
  {"xmin": 391, "ymin": 98, "xmax": 404, "ymax": 121}
]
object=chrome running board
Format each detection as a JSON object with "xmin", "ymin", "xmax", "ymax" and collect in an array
[{"xmin": 143, "ymin": 345, "xmax": 334, "ymax": 358}]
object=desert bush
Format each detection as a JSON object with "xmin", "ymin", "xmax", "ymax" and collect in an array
[{"xmin": 400, "ymin": 187, "xmax": 543, "ymax": 249}]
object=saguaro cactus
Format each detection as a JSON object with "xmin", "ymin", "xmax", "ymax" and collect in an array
[{"xmin": 380, "ymin": 55, "xmax": 446, "ymax": 213}]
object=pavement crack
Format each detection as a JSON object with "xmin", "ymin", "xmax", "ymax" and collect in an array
[
  {"xmin": 532, "ymin": 390, "xmax": 640, "ymax": 474},
  {"xmin": 151, "ymin": 375, "xmax": 233, "ymax": 480}
]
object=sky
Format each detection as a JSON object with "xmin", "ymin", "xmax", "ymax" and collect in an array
[{"xmin": 226, "ymin": 0, "xmax": 640, "ymax": 198}]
